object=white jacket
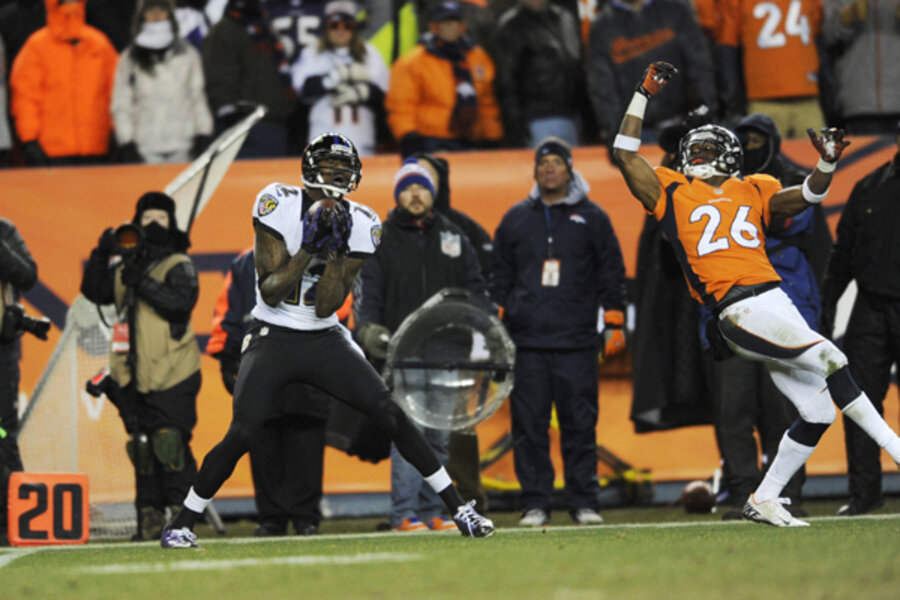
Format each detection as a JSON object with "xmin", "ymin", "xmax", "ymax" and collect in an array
[{"xmin": 111, "ymin": 40, "xmax": 213, "ymax": 156}]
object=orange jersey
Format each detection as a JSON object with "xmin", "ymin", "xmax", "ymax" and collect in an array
[
  {"xmin": 717, "ymin": 0, "xmax": 821, "ymax": 100},
  {"xmin": 651, "ymin": 167, "xmax": 782, "ymax": 307}
]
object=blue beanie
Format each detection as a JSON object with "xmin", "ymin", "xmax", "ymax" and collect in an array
[
  {"xmin": 535, "ymin": 136, "xmax": 573, "ymax": 174},
  {"xmin": 393, "ymin": 161, "xmax": 436, "ymax": 202}
]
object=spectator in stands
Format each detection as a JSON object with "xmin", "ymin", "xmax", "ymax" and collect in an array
[
  {"xmin": 202, "ymin": 0, "xmax": 295, "ymax": 158},
  {"xmin": 0, "ymin": 36, "xmax": 11, "ymax": 166},
  {"xmin": 111, "ymin": 0, "xmax": 213, "ymax": 165},
  {"xmin": 491, "ymin": 138, "xmax": 627, "ymax": 527},
  {"xmin": 822, "ymin": 0, "xmax": 900, "ymax": 134},
  {"xmin": 819, "ymin": 121, "xmax": 900, "ymax": 516},
  {"xmin": 354, "ymin": 161, "xmax": 490, "ymax": 532},
  {"xmin": 10, "ymin": 0, "xmax": 118, "ymax": 167},
  {"xmin": 0, "ymin": 218, "xmax": 38, "ymax": 546},
  {"xmin": 587, "ymin": 0, "xmax": 716, "ymax": 144},
  {"xmin": 292, "ymin": 0, "xmax": 390, "ymax": 157},
  {"xmin": 494, "ymin": 0, "xmax": 584, "ymax": 148},
  {"xmin": 702, "ymin": 113, "xmax": 830, "ymax": 519},
  {"xmin": 385, "ymin": 1, "xmax": 503, "ymax": 156},
  {"xmin": 716, "ymin": 0, "xmax": 825, "ymax": 137},
  {"xmin": 80, "ymin": 193, "xmax": 202, "ymax": 541},
  {"xmin": 208, "ymin": 249, "xmax": 331, "ymax": 536}
]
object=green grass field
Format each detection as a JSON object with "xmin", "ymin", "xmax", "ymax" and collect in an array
[{"xmin": 3, "ymin": 499, "xmax": 898, "ymax": 600}]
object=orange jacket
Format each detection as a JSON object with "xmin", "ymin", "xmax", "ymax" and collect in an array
[
  {"xmin": 386, "ymin": 42, "xmax": 503, "ymax": 143},
  {"xmin": 10, "ymin": 0, "xmax": 118, "ymax": 157}
]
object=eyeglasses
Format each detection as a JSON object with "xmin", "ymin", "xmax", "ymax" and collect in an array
[{"xmin": 327, "ymin": 18, "xmax": 356, "ymax": 31}]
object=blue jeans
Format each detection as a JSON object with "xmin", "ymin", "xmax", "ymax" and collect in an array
[
  {"xmin": 527, "ymin": 116, "xmax": 579, "ymax": 148},
  {"xmin": 389, "ymin": 424, "xmax": 450, "ymax": 527}
]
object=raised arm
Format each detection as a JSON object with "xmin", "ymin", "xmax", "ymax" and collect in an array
[
  {"xmin": 610, "ymin": 62, "xmax": 678, "ymax": 212},
  {"xmin": 770, "ymin": 127, "xmax": 850, "ymax": 220}
]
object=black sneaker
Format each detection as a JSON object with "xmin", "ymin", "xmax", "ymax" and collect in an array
[
  {"xmin": 254, "ymin": 521, "xmax": 288, "ymax": 536},
  {"xmin": 837, "ymin": 497, "xmax": 884, "ymax": 516}
]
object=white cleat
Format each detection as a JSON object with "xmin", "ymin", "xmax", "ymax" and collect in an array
[
  {"xmin": 453, "ymin": 500, "xmax": 494, "ymax": 538},
  {"xmin": 160, "ymin": 527, "xmax": 200, "ymax": 548},
  {"xmin": 743, "ymin": 495, "xmax": 809, "ymax": 527}
]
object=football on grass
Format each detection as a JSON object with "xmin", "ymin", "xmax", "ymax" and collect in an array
[{"xmin": 680, "ymin": 480, "xmax": 715, "ymax": 513}]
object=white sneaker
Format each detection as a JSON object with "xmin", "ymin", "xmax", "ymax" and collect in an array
[
  {"xmin": 572, "ymin": 508, "xmax": 604, "ymax": 525},
  {"xmin": 518, "ymin": 508, "xmax": 549, "ymax": 527},
  {"xmin": 742, "ymin": 495, "xmax": 809, "ymax": 527}
]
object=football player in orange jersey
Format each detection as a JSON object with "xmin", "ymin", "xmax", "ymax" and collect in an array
[{"xmin": 612, "ymin": 62, "xmax": 900, "ymax": 527}]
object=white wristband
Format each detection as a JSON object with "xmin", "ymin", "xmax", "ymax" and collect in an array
[
  {"xmin": 613, "ymin": 134, "xmax": 641, "ymax": 152},
  {"xmin": 815, "ymin": 158, "xmax": 836, "ymax": 173},
  {"xmin": 802, "ymin": 175, "xmax": 827, "ymax": 204},
  {"xmin": 625, "ymin": 92, "xmax": 648, "ymax": 119}
]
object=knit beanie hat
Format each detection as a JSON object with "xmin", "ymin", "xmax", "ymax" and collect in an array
[
  {"xmin": 393, "ymin": 161, "xmax": 436, "ymax": 203},
  {"xmin": 535, "ymin": 136, "xmax": 573, "ymax": 175}
]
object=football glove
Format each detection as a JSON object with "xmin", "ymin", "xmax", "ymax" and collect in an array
[
  {"xmin": 601, "ymin": 309, "xmax": 626, "ymax": 360},
  {"xmin": 301, "ymin": 202, "xmax": 335, "ymax": 255},
  {"xmin": 325, "ymin": 203, "xmax": 352, "ymax": 254},
  {"xmin": 635, "ymin": 62, "xmax": 678, "ymax": 98},
  {"xmin": 358, "ymin": 322, "xmax": 391, "ymax": 360},
  {"xmin": 807, "ymin": 127, "xmax": 850, "ymax": 163}
]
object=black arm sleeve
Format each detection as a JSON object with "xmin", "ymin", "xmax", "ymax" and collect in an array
[
  {"xmin": 80, "ymin": 249, "xmax": 116, "ymax": 305},
  {"xmin": 135, "ymin": 260, "xmax": 199, "ymax": 322},
  {"xmin": 0, "ymin": 219, "xmax": 38, "ymax": 291}
]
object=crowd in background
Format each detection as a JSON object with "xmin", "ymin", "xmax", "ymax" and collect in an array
[{"xmin": 0, "ymin": 0, "xmax": 897, "ymax": 169}]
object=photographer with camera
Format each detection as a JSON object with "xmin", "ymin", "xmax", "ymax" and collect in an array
[
  {"xmin": 0, "ymin": 218, "xmax": 40, "ymax": 545},
  {"xmin": 80, "ymin": 192, "xmax": 202, "ymax": 541}
]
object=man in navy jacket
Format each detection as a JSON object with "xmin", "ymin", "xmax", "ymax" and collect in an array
[{"xmin": 491, "ymin": 137, "xmax": 626, "ymax": 527}]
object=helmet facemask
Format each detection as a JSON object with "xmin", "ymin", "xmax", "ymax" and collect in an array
[
  {"xmin": 301, "ymin": 133, "xmax": 362, "ymax": 198},
  {"xmin": 679, "ymin": 125, "xmax": 743, "ymax": 180}
]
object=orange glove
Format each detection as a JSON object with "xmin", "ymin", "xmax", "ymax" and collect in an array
[
  {"xmin": 602, "ymin": 309, "xmax": 626, "ymax": 359},
  {"xmin": 635, "ymin": 62, "xmax": 678, "ymax": 98}
]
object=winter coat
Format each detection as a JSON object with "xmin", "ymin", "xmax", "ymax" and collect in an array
[
  {"xmin": 9, "ymin": 0, "xmax": 117, "ymax": 157},
  {"xmin": 822, "ymin": 0, "xmax": 900, "ymax": 119},
  {"xmin": 385, "ymin": 38, "xmax": 503, "ymax": 143},
  {"xmin": 111, "ymin": 40, "xmax": 213, "ymax": 156},
  {"xmin": 491, "ymin": 172, "xmax": 626, "ymax": 350}
]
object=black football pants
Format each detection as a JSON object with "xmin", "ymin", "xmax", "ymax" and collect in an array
[{"xmin": 193, "ymin": 322, "xmax": 440, "ymax": 500}]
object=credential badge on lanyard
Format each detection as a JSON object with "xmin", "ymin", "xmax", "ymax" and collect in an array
[{"xmin": 541, "ymin": 259, "xmax": 560, "ymax": 287}]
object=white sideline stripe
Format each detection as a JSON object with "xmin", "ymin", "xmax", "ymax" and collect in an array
[
  {"xmin": 0, "ymin": 548, "xmax": 39, "ymax": 570},
  {"xmin": 73, "ymin": 552, "xmax": 422, "ymax": 575},
  {"xmin": 3, "ymin": 511, "xmax": 898, "ymax": 566}
]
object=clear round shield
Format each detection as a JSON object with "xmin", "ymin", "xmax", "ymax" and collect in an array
[{"xmin": 384, "ymin": 289, "xmax": 515, "ymax": 431}]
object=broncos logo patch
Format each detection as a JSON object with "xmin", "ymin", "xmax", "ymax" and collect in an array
[{"xmin": 258, "ymin": 194, "xmax": 279, "ymax": 217}]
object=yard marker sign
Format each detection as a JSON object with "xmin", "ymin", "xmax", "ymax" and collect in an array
[{"xmin": 7, "ymin": 473, "xmax": 89, "ymax": 546}]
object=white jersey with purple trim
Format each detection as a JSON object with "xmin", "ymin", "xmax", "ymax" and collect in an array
[{"xmin": 250, "ymin": 181, "xmax": 382, "ymax": 331}]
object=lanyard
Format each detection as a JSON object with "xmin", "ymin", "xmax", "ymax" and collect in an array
[{"xmin": 542, "ymin": 204, "xmax": 562, "ymax": 259}]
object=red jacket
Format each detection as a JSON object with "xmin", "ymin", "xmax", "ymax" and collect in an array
[{"xmin": 10, "ymin": 0, "xmax": 118, "ymax": 157}]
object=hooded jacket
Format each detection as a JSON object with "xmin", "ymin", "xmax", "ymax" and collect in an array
[
  {"xmin": 10, "ymin": 0, "xmax": 118, "ymax": 158},
  {"xmin": 412, "ymin": 153, "xmax": 493, "ymax": 277},
  {"xmin": 491, "ymin": 172, "xmax": 626, "ymax": 350}
]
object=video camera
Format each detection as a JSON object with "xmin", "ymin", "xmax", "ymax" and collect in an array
[
  {"xmin": 1, "ymin": 303, "xmax": 51, "ymax": 342},
  {"xmin": 113, "ymin": 222, "xmax": 145, "ymax": 258}
]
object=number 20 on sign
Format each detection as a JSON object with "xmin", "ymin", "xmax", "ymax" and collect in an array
[{"xmin": 8, "ymin": 473, "xmax": 90, "ymax": 546}]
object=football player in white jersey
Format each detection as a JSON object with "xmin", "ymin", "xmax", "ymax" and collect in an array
[{"xmin": 162, "ymin": 133, "xmax": 494, "ymax": 548}]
